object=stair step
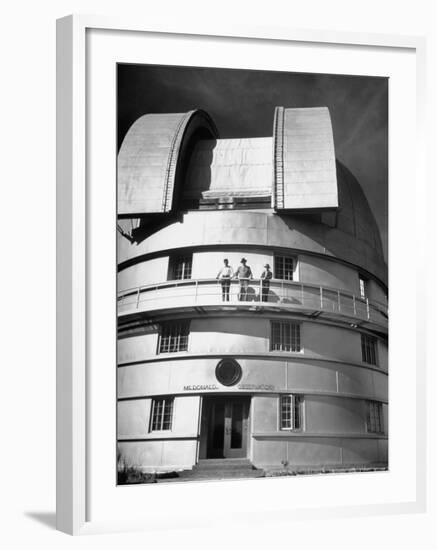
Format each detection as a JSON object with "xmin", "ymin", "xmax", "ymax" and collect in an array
[
  {"xmin": 180, "ymin": 470, "xmax": 264, "ymax": 480},
  {"xmin": 196, "ymin": 459, "xmax": 252, "ymax": 465},
  {"xmin": 175, "ymin": 458, "xmax": 264, "ymax": 480},
  {"xmin": 195, "ymin": 459, "xmax": 254, "ymax": 471}
]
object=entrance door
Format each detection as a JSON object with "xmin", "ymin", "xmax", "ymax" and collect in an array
[{"xmin": 205, "ymin": 397, "xmax": 250, "ymax": 459}]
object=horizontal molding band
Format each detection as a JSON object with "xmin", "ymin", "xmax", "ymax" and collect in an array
[
  {"xmin": 252, "ymin": 432, "xmax": 388, "ymax": 440},
  {"xmin": 118, "ymin": 436, "xmax": 198, "ymax": 443},
  {"xmin": 117, "ymin": 389, "xmax": 388, "ymax": 404},
  {"xmin": 117, "ymin": 433, "xmax": 387, "ymax": 443},
  {"xmin": 117, "ymin": 352, "xmax": 388, "ymax": 376}
]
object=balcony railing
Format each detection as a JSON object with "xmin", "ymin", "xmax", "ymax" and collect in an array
[{"xmin": 117, "ymin": 278, "xmax": 388, "ymax": 328}]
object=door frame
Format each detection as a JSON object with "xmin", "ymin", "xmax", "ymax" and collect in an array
[{"xmin": 199, "ymin": 395, "xmax": 251, "ymax": 460}]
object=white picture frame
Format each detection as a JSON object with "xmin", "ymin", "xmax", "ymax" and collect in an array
[{"xmin": 56, "ymin": 14, "xmax": 427, "ymax": 535}]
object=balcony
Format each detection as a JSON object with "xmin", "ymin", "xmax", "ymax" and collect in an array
[{"xmin": 118, "ymin": 279, "xmax": 388, "ymax": 331}]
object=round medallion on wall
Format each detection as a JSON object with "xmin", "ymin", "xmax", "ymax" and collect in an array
[{"xmin": 215, "ymin": 358, "xmax": 242, "ymax": 387}]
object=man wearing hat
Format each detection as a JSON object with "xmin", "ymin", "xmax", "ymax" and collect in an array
[
  {"xmin": 260, "ymin": 263, "xmax": 272, "ymax": 302},
  {"xmin": 216, "ymin": 258, "xmax": 234, "ymax": 302},
  {"xmin": 234, "ymin": 258, "xmax": 253, "ymax": 301}
]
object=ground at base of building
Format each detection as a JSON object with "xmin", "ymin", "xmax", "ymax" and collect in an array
[{"xmin": 117, "ymin": 462, "xmax": 388, "ymax": 485}]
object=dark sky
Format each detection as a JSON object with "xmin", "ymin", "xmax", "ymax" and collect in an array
[{"xmin": 117, "ymin": 64, "xmax": 388, "ymax": 258}]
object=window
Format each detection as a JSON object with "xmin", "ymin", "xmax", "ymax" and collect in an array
[
  {"xmin": 361, "ymin": 334, "xmax": 378, "ymax": 365},
  {"xmin": 280, "ymin": 395, "xmax": 303, "ymax": 430},
  {"xmin": 366, "ymin": 401, "xmax": 383, "ymax": 434},
  {"xmin": 150, "ymin": 397, "xmax": 174, "ymax": 431},
  {"xmin": 359, "ymin": 275, "xmax": 368, "ymax": 299},
  {"xmin": 158, "ymin": 321, "xmax": 190, "ymax": 353},
  {"xmin": 274, "ymin": 255, "xmax": 295, "ymax": 280},
  {"xmin": 271, "ymin": 321, "xmax": 301, "ymax": 352},
  {"xmin": 168, "ymin": 254, "xmax": 192, "ymax": 280}
]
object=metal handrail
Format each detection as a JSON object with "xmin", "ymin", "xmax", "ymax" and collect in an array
[{"xmin": 117, "ymin": 278, "xmax": 388, "ymax": 322}]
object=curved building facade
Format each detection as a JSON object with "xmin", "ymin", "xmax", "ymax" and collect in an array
[{"xmin": 117, "ymin": 107, "xmax": 388, "ymax": 476}]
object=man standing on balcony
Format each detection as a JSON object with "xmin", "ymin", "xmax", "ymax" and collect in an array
[
  {"xmin": 260, "ymin": 263, "xmax": 272, "ymax": 302},
  {"xmin": 216, "ymin": 258, "xmax": 234, "ymax": 302},
  {"xmin": 234, "ymin": 258, "xmax": 253, "ymax": 301}
]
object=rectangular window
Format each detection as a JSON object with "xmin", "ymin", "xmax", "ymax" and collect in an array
[
  {"xmin": 366, "ymin": 401, "xmax": 383, "ymax": 434},
  {"xmin": 361, "ymin": 333, "xmax": 378, "ymax": 365},
  {"xmin": 150, "ymin": 397, "xmax": 174, "ymax": 431},
  {"xmin": 280, "ymin": 395, "xmax": 303, "ymax": 430},
  {"xmin": 359, "ymin": 275, "xmax": 368, "ymax": 299},
  {"xmin": 158, "ymin": 321, "xmax": 190, "ymax": 353},
  {"xmin": 271, "ymin": 321, "xmax": 301, "ymax": 352},
  {"xmin": 274, "ymin": 255, "xmax": 295, "ymax": 280},
  {"xmin": 168, "ymin": 254, "xmax": 192, "ymax": 280}
]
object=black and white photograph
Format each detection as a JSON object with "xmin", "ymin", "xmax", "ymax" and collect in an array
[
  {"xmin": 2, "ymin": 0, "xmax": 433, "ymax": 543},
  {"xmin": 116, "ymin": 63, "xmax": 388, "ymax": 485}
]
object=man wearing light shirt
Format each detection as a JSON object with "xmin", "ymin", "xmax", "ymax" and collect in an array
[
  {"xmin": 234, "ymin": 257, "xmax": 253, "ymax": 302},
  {"xmin": 216, "ymin": 258, "xmax": 234, "ymax": 301}
]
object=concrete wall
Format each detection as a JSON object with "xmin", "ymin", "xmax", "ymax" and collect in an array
[
  {"xmin": 250, "ymin": 395, "xmax": 387, "ymax": 468},
  {"xmin": 305, "ymin": 395, "xmax": 366, "ymax": 433},
  {"xmin": 251, "ymin": 436, "xmax": 387, "ymax": 468},
  {"xmin": 117, "ymin": 393, "xmax": 387, "ymax": 472},
  {"xmin": 118, "ymin": 245, "xmax": 387, "ymax": 303},
  {"xmin": 303, "ymin": 323, "xmax": 360, "ymax": 362},
  {"xmin": 118, "ymin": 317, "xmax": 388, "ymax": 371},
  {"xmin": 118, "ymin": 356, "xmax": 387, "ymax": 402},
  {"xmin": 118, "ymin": 440, "xmax": 198, "ymax": 473},
  {"xmin": 367, "ymin": 278, "xmax": 387, "ymax": 304},
  {"xmin": 299, "ymin": 255, "xmax": 356, "ymax": 293},
  {"xmin": 251, "ymin": 394, "xmax": 383, "ymax": 435},
  {"xmin": 118, "ymin": 325, "xmax": 159, "ymax": 364},
  {"xmin": 118, "ymin": 395, "xmax": 200, "ymax": 438},
  {"xmin": 118, "ymin": 256, "xmax": 168, "ymax": 291},
  {"xmin": 117, "ymin": 395, "xmax": 200, "ymax": 472},
  {"xmin": 117, "ymin": 210, "xmax": 387, "ymax": 284}
]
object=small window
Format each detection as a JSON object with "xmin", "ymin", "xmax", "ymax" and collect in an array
[
  {"xmin": 150, "ymin": 397, "xmax": 174, "ymax": 431},
  {"xmin": 366, "ymin": 401, "xmax": 383, "ymax": 434},
  {"xmin": 271, "ymin": 321, "xmax": 301, "ymax": 352},
  {"xmin": 168, "ymin": 254, "xmax": 192, "ymax": 280},
  {"xmin": 274, "ymin": 255, "xmax": 295, "ymax": 281},
  {"xmin": 359, "ymin": 275, "xmax": 368, "ymax": 300},
  {"xmin": 280, "ymin": 395, "xmax": 303, "ymax": 430},
  {"xmin": 158, "ymin": 321, "xmax": 190, "ymax": 353},
  {"xmin": 361, "ymin": 334, "xmax": 378, "ymax": 365}
]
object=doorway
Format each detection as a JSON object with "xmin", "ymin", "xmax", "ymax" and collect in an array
[{"xmin": 201, "ymin": 396, "xmax": 250, "ymax": 459}]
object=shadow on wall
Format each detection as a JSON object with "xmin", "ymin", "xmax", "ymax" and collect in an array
[
  {"xmin": 180, "ymin": 136, "xmax": 215, "ymax": 204},
  {"xmin": 278, "ymin": 161, "xmax": 382, "ymax": 252},
  {"xmin": 225, "ymin": 287, "xmax": 303, "ymax": 306}
]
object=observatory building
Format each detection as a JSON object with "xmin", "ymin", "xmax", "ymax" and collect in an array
[{"xmin": 117, "ymin": 107, "xmax": 388, "ymax": 477}]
